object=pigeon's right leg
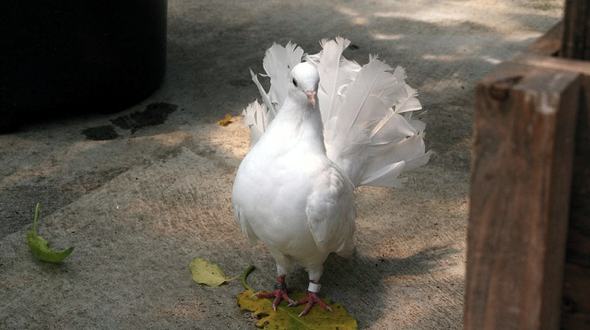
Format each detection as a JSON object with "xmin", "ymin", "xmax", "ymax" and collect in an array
[
  {"xmin": 291, "ymin": 264, "xmax": 332, "ymax": 316},
  {"xmin": 256, "ymin": 251, "xmax": 295, "ymax": 311}
]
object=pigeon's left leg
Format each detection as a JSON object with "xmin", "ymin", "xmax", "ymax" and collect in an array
[
  {"xmin": 291, "ymin": 264, "xmax": 332, "ymax": 316},
  {"xmin": 256, "ymin": 251, "xmax": 295, "ymax": 311}
]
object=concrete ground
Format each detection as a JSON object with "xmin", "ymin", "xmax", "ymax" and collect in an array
[{"xmin": 0, "ymin": 0, "xmax": 562, "ymax": 329}]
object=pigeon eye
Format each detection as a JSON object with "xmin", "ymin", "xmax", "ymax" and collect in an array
[{"xmin": 292, "ymin": 79, "xmax": 298, "ymax": 87}]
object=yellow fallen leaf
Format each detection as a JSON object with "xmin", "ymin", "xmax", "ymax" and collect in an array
[
  {"xmin": 217, "ymin": 114, "xmax": 234, "ymax": 126},
  {"xmin": 237, "ymin": 290, "xmax": 357, "ymax": 329},
  {"xmin": 189, "ymin": 258, "xmax": 232, "ymax": 287},
  {"xmin": 237, "ymin": 265, "xmax": 357, "ymax": 329}
]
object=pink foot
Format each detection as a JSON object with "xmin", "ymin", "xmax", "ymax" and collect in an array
[
  {"xmin": 291, "ymin": 291, "xmax": 333, "ymax": 317},
  {"xmin": 256, "ymin": 276, "xmax": 295, "ymax": 311}
]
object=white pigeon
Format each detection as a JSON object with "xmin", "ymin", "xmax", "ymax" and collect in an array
[{"xmin": 232, "ymin": 38, "xmax": 430, "ymax": 316}]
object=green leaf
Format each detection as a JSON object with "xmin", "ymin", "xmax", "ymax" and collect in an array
[
  {"xmin": 237, "ymin": 265, "xmax": 358, "ymax": 329},
  {"xmin": 26, "ymin": 203, "xmax": 74, "ymax": 264},
  {"xmin": 240, "ymin": 265, "xmax": 256, "ymax": 291},
  {"xmin": 189, "ymin": 257, "xmax": 233, "ymax": 287}
]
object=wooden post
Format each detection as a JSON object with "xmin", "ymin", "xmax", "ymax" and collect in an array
[
  {"xmin": 466, "ymin": 19, "xmax": 590, "ymax": 329},
  {"xmin": 561, "ymin": 0, "xmax": 590, "ymax": 60},
  {"xmin": 560, "ymin": 0, "xmax": 590, "ymax": 327},
  {"xmin": 562, "ymin": 55, "xmax": 590, "ymax": 330},
  {"xmin": 466, "ymin": 2, "xmax": 590, "ymax": 328},
  {"xmin": 465, "ymin": 62, "xmax": 580, "ymax": 330}
]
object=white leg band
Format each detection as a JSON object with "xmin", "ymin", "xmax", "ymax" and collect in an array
[{"xmin": 308, "ymin": 282, "xmax": 321, "ymax": 293}]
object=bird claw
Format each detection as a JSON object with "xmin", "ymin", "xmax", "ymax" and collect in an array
[
  {"xmin": 256, "ymin": 288, "xmax": 294, "ymax": 311},
  {"xmin": 293, "ymin": 291, "xmax": 332, "ymax": 317}
]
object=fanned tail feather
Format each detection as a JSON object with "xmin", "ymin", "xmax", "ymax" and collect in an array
[
  {"xmin": 249, "ymin": 69, "xmax": 275, "ymax": 118},
  {"xmin": 244, "ymin": 42, "xmax": 304, "ymax": 148},
  {"xmin": 242, "ymin": 101, "xmax": 272, "ymax": 146},
  {"xmin": 314, "ymin": 37, "xmax": 361, "ymax": 124},
  {"xmin": 243, "ymin": 38, "xmax": 431, "ymax": 185},
  {"xmin": 316, "ymin": 38, "xmax": 431, "ymax": 187},
  {"xmin": 263, "ymin": 42, "xmax": 305, "ymax": 109}
]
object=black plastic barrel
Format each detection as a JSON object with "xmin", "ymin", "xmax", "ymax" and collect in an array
[{"xmin": 1, "ymin": 1, "xmax": 168, "ymax": 131}]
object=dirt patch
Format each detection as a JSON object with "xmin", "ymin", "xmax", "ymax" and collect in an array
[
  {"xmin": 111, "ymin": 102, "xmax": 178, "ymax": 133},
  {"xmin": 81, "ymin": 125, "xmax": 119, "ymax": 141}
]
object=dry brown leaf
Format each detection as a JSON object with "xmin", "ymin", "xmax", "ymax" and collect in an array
[{"xmin": 217, "ymin": 114, "xmax": 234, "ymax": 126}]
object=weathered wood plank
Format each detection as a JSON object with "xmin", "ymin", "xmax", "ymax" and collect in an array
[
  {"xmin": 562, "ymin": 74, "xmax": 590, "ymax": 329},
  {"xmin": 465, "ymin": 62, "xmax": 580, "ymax": 330},
  {"xmin": 505, "ymin": 19, "xmax": 590, "ymax": 328},
  {"xmin": 527, "ymin": 18, "xmax": 590, "ymax": 327},
  {"xmin": 526, "ymin": 21, "xmax": 562, "ymax": 56},
  {"xmin": 465, "ymin": 8, "xmax": 590, "ymax": 328},
  {"xmin": 561, "ymin": 0, "xmax": 590, "ymax": 60},
  {"xmin": 515, "ymin": 20, "xmax": 589, "ymax": 77},
  {"xmin": 514, "ymin": 54, "xmax": 590, "ymax": 77},
  {"xmin": 562, "ymin": 259, "xmax": 590, "ymax": 328}
]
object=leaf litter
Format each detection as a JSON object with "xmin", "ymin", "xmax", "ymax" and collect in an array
[
  {"xmin": 217, "ymin": 114, "xmax": 235, "ymax": 126},
  {"xmin": 189, "ymin": 257, "xmax": 235, "ymax": 287},
  {"xmin": 237, "ymin": 265, "xmax": 357, "ymax": 329},
  {"xmin": 26, "ymin": 203, "xmax": 74, "ymax": 264}
]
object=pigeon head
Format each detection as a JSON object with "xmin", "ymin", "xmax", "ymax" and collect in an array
[{"xmin": 291, "ymin": 62, "xmax": 319, "ymax": 107}]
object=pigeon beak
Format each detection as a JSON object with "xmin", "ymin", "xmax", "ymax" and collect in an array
[{"xmin": 305, "ymin": 91, "xmax": 317, "ymax": 108}]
